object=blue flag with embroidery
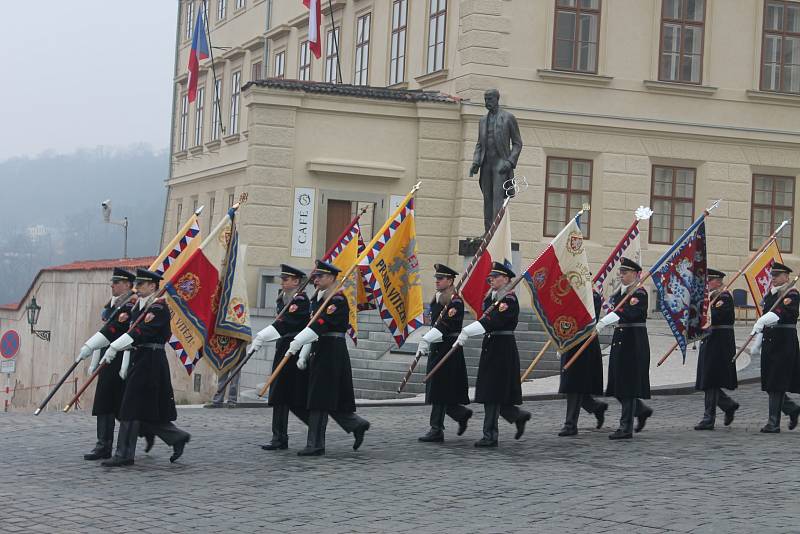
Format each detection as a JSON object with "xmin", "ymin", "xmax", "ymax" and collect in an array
[{"xmin": 652, "ymin": 221, "xmax": 708, "ymax": 362}]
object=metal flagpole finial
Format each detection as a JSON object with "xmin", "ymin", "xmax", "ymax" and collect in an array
[
  {"xmin": 502, "ymin": 176, "xmax": 529, "ymax": 197},
  {"xmin": 412, "ymin": 181, "xmax": 423, "ymax": 192},
  {"xmin": 635, "ymin": 206, "xmax": 654, "ymax": 221},
  {"xmin": 707, "ymin": 199, "xmax": 722, "ymax": 212}
]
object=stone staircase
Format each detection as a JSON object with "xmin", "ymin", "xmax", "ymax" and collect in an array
[{"xmin": 348, "ymin": 310, "xmax": 560, "ymax": 400}]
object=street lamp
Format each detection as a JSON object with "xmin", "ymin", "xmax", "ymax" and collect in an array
[
  {"xmin": 101, "ymin": 199, "xmax": 129, "ymax": 258},
  {"xmin": 26, "ymin": 297, "xmax": 51, "ymax": 342}
]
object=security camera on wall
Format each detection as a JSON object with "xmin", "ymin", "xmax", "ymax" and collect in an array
[{"xmin": 101, "ymin": 199, "xmax": 112, "ymax": 222}]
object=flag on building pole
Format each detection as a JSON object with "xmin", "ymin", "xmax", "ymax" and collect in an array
[
  {"xmin": 459, "ymin": 207, "xmax": 513, "ymax": 317},
  {"xmin": 321, "ymin": 217, "xmax": 374, "ymax": 344},
  {"xmin": 358, "ymin": 194, "xmax": 424, "ymax": 347},
  {"xmin": 744, "ymin": 240, "xmax": 783, "ymax": 316},
  {"xmin": 164, "ymin": 207, "xmax": 252, "ymax": 375},
  {"xmin": 302, "ymin": 0, "xmax": 322, "ymax": 58},
  {"xmin": 593, "ymin": 206, "xmax": 651, "ymax": 311},
  {"xmin": 522, "ymin": 212, "xmax": 596, "ymax": 352},
  {"xmin": 652, "ymin": 221, "xmax": 709, "ymax": 361},
  {"xmin": 188, "ymin": 4, "xmax": 209, "ymax": 103}
]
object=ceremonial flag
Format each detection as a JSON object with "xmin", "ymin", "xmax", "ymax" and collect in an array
[
  {"xmin": 188, "ymin": 4, "xmax": 209, "ymax": 103},
  {"xmin": 522, "ymin": 213, "xmax": 596, "ymax": 352},
  {"xmin": 744, "ymin": 240, "xmax": 783, "ymax": 316},
  {"xmin": 321, "ymin": 218, "xmax": 374, "ymax": 343},
  {"xmin": 149, "ymin": 212, "xmax": 202, "ymax": 280},
  {"xmin": 459, "ymin": 206, "xmax": 513, "ymax": 317},
  {"xmin": 302, "ymin": 0, "xmax": 322, "ymax": 58},
  {"xmin": 652, "ymin": 221, "xmax": 708, "ymax": 361},
  {"xmin": 593, "ymin": 220, "xmax": 644, "ymax": 312},
  {"xmin": 359, "ymin": 195, "xmax": 424, "ymax": 346},
  {"xmin": 164, "ymin": 208, "xmax": 252, "ymax": 375}
]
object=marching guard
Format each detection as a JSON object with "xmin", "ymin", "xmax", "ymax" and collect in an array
[
  {"xmin": 251, "ymin": 264, "xmax": 311, "ymax": 450},
  {"xmin": 99, "ymin": 269, "xmax": 191, "ymax": 466},
  {"xmin": 289, "ymin": 260, "xmax": 370, "ymax": 456},
  {"xmin": 416, "ymin": 264, "xmax": 472, "ymax": 442},
  {"xmin": 750, "ymin": 262, "xmax": 800, "ymax": 433},
  {"xmin": 455, "ymin": 262, "xmax": 530, "ymax": 447},
  {"xmin": 557, "ymin": 289, "xmax": 608, "ymax": 436},
  {"xmin": 74, "ymin": 268, "xmax": 137, "ymax": 460},
  {"xmin": 694, "ymin": 269, "xmax": 739, "ymax": 430},
  {"xmin": 596, "ymin": 258, "xmax": 653, "ymax": 440}
]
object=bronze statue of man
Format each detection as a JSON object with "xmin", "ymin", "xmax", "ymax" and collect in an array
[{"xmin": 469, "ymin": 89, "xmax": 523, "ymax": 231}]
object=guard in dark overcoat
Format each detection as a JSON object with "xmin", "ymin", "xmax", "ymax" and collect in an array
[
  {"xmin": 290, "ymin": 260, "xmax": 370, "ymax": 456},
  {"xmin": 417, "ymin": 264, "xmax": 472, "ymax": 443},
  {"xmin": 74, "ymin": 267, "xmax": 137, "ymax": 460},
  {"xmin": 750, "ymin": 262, "xmax": 800, "ymax": 433},
  {"xmin": 100, "ymin": 269, "xmax": 191, "ymax": 467},
  {"xmin": 597, "ymin": 258, "xmax": 653, "ymax": 440},
  {"xmin": 455, "ymin": 262, "xmax": 531, "ymax": 447},
  {"xmin": 694, "ymin": 269, "xmax": 739, "ymax": 430},
  {"xmin": 557, "ymin": 290, "xmax": 608, "ymax": 436},
  {"xmin": 250, "ymin": 264, "xmax": 311, "ymax": 450}
]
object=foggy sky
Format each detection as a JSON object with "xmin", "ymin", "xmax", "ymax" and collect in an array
[{"xmin": 0, "ymin": 1, "xmax": 177, "ymax": 161}]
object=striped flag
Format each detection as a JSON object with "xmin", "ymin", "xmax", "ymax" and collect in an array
[
  {"xmin": 593, "ymin": 221, "xmax": 642, "ymax": 312},
  {"xmin": 744, "ymin": 240, "xmax": 783, "ymax": 315},
  {"xmin": 302, "ymin": 0, "xmax": 322, "ymax": 58}
]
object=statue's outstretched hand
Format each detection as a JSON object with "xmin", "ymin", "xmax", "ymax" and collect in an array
[{"xmin": 469, "ymin": 163, "xmax": 480, "ymax": 176}]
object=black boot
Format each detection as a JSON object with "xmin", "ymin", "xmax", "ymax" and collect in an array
[
  {"xmin": 170, "ymin": 434, "xmax": 191, "ymax": 463},
  {"xmin": 594, "ymin": 401, "xmax": 608, "ymax": 429},
  {"xmin": 352, "ymin": 421, "xmax": 370, "ymax": 451},
  {"xmin": 298, "ymin": 410, "xmax": 327, "ymax": 456},
  {"xmin": 454, "ymin": 407, "xmax": 473, "ymax": 436},
  {"xmin": 761, "ymin": 392, "xmax": 784, "ymax": 433},
  {"xmin": 558, "ymin": 394, "xmax": 580, "ymax": 437},
  {"xmin": 263, "ymin": 405, "xmax": 290, "ymax": 450},
  {"xmin": 85, "ymin": 414, "xmax": 114, "ymax": 460},
  {"xmin": 609, "ymin": 397, "xmax": 633, "ymax": 440},
  {"xmin": 418, "ymin": 428, "xmax": 444, "ymax": 442},
  {"xmin": 723, "ymin": 402, "xmax": 739, "ymax": 426},
  {"xmin": 102, "ymin": 420, "xmax": 138, "ymax": 467},
  {"xmin": 514, "ymin": 411, "xmax": 531, "ymax": 440},
  {"xmin": 790, "ymin": 409, "xmax": 800, "ymax": 431},
  {"xmin": 420, "ymin": 405, "xmax": 445, "ymax": 442},
  {"xmin": 694, "ymin": 389, "xmax": 717, "ymax": 430},
  {"xmin": 634, "ymin": 401, "xmax": 653, "ymax": 433},
  {"xmin": 476, "ymin": 404, "xmax": 499, "ymax": 447}
]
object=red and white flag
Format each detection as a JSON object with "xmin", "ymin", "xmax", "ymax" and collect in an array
[
  {"xmin": 459, "ymin": 207, "xmax": 513, "ymax": 316},
  {"xmin": 302, "ymin": 0, "xmax": 322, "ymax": 58}
]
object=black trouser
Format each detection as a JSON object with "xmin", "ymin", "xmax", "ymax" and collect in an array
[
  {"xmin": 92, "ymin": 414, "xmax": 116, "ymax": 453},
  {"xmin": 616, "ymin": 397, "xmax": 650, "ymax": 434},
  {"xmin": 766, "ymin": 392, "xmax": 785, "ymax": 429},
  {"xmin": 482, "ymin": 403, "xmax": 528, "ymax": 442},
  {"xmin": 699, "ymin": 388, "xmax": 739, "ymax": 424},
  {"xmin": 112, "ymin": 420, "xmax": 189, "ymax": 461},
  {"xmin": 429, "ymin": 404, "xmax": 471, "ymax": 432},
  {"xmin": 782, "ymin": 394, "xmax": 800, "ymax": 416},
  {"xmin": 563, "ymin": 394, "xmax": 605, "ymax": 430},
  {"xmin": 305, "ymin": 410, "xmax": 369, "ymax": 450},
  {"xmin": 270, "ymin": 404, "xmax": 309, "ymax": 445}
]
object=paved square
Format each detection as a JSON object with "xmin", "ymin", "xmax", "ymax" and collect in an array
[{"xmin": 2, "ymin": 383, "xmax": 799, "ymax": 533}]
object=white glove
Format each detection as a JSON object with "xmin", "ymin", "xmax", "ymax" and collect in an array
[
  {"xmin": 251, "ymin": 325, "xmax": 280, "ymax": 352},
  {"xmin": 422, "ymin": 327, "xmax": 444, "ymax": 345},
  {"xmin": 416, "ymin": 338, "xmax": 430, "ymax": 356},
  {"xmin": 456, "ymin": 321, "xmax": 486, "ymax": 346},
  {"xmin": 102, "ymin": 333, "xmax": 134, "ymax": 364},
  {"xmin": 749, "ymin": 333, "xmax": 763, "ymax": 356},
  {"xmin": 751, "ymin": 311, "xmax": 779, "ymax": 335},
  {"xmin": 76, "ymin": 332, "xmax": 110, "ymax": 362},
  {"xmin": 288, "ymin": 327, "xmax": 319, "ymax": 355},
  {"xmin": 118, "ymin": 351, "xmax": 131, "ymax": 379},
  {"xmin": 596, "ymin": 312, "xmax": 620, "ymax": 331},
  {"xmin": 296, "ymin": 343, "xmax": 312, "ymax": 370},
  {"xmin": 88, "ymin": 350, "xmax": 102, "ymax": 375}
]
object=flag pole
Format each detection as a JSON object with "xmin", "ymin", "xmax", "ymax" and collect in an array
[
  {"xmin": 202, "ymin": 0, "xmax": 226, "ymax": 137},
  {"xmin": 257, "ymin": 182, "xmax": 422, "ymax": 397},
  {"xmin": 656, "ymin": 218, "xmax": 791, "ymax": 367},
  {"xmin": 520, "ymin": 213, "xmax": 647, "ymax": 383},
  {"xmin": 424, "ymin": 207, "xmax": 589, "ymax": 384},
  {"xmin": 732, "ymin": 274, "xmax": 800, "ymax": 362},
  {"xmin": 63, "ymin": 204, "xmax": 242, "ymax": 412},
  {"xmin": 217, "ymin": 206, "xmax": 369, "ymax": 397},
  {"xmin": 562, "ymin": 199, "xmax": 722, "ymax": 372},
  {"xmin": 396, "ymin": 197, "xmax": 511, "ymax": 394}
]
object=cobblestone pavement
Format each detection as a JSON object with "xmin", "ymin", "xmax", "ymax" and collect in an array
[{"xmin": 3, "ymin": 383, "xmax": 800, "ymax": 533}]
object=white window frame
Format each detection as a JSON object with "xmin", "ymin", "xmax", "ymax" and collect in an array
[
  {"xmin": 427, "ymin": 0, "xmax": 447, "ymax": 73},
  {"xmin": 229, "ymin": 71, "xmax": 241, "ymax": 134},
  {"xmin": 354, "ymin": 13, "xmax": 371, "ymax": 85},
  {"xmin": 179, "ymin": 93, "xmax": 189, "ymax": 151},
  {"xmin": 235, "ymin": 0, "xmax": 245, "ymax": 10},
  {"xmin": 211, "ymin": 78, "xmax": 222, "ymax": 140},
  {"xmin": 217, "ymin": 0, "xmax": 227, "ymax": 21},
  {"xmin": 274, "ymin": 51, "xmax": 285, "ymax": 79},
  {"xmin": 185, "ymin": 1, "xmax": 195, "ymax": 40},
  {"xmin": 390, "ymin": 0, "xmax": 408, "ymax": 85},
  {"xmin": 299, "ymin": 41, "xmax": 312, "ymax": 80},
  {"xmin": 325, "ymin": 28, "xmax": 340, "ymax": 83},
  {"xmin": 194, "ymin": 87, "xmax": 205, "ymax": 147}
]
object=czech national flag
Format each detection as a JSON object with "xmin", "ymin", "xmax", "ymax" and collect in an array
[
  {"xmin": 303, "ymin": 0, "xmax": 322, "ymax": 58},
  {"xmin": 188, "ymin": 6, "xmax": 209, "ymax": 103}
]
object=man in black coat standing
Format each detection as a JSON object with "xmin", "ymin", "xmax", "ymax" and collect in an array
[
  {"xmin": 100, "ymin": 269, "xmax": 191, "ymax": 467},
  {"xmin": 416, "ymin": 264, "xmax": 472, "ymax": 443},
  {"xmin": 557, "ymin": 290, "xmax": 608, "ymax": 436},
  {"xmin": 74, "ymin": 267, "xmax": 136, "ymax": 460},
  {"xmin": 750, "ymin": 262, "xmax": 800, "ymax": 433},
  {"xmin": 251, "ymin": 264, "xmax": 311, "ymax": 450},
  {"xmin": 596, "ymin": 258, "xmax": 653, "ymax": 440},
  {"xmin": 455, "ymin": 262, "xmax": 531, "ymax": 447},
  {"xmin": 694, "ymin": 269, "xmax": 739, "ymax": 430},
  {"xmin": 290, "ymin": 260, "xmax": 370, "ymax": 456}
]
